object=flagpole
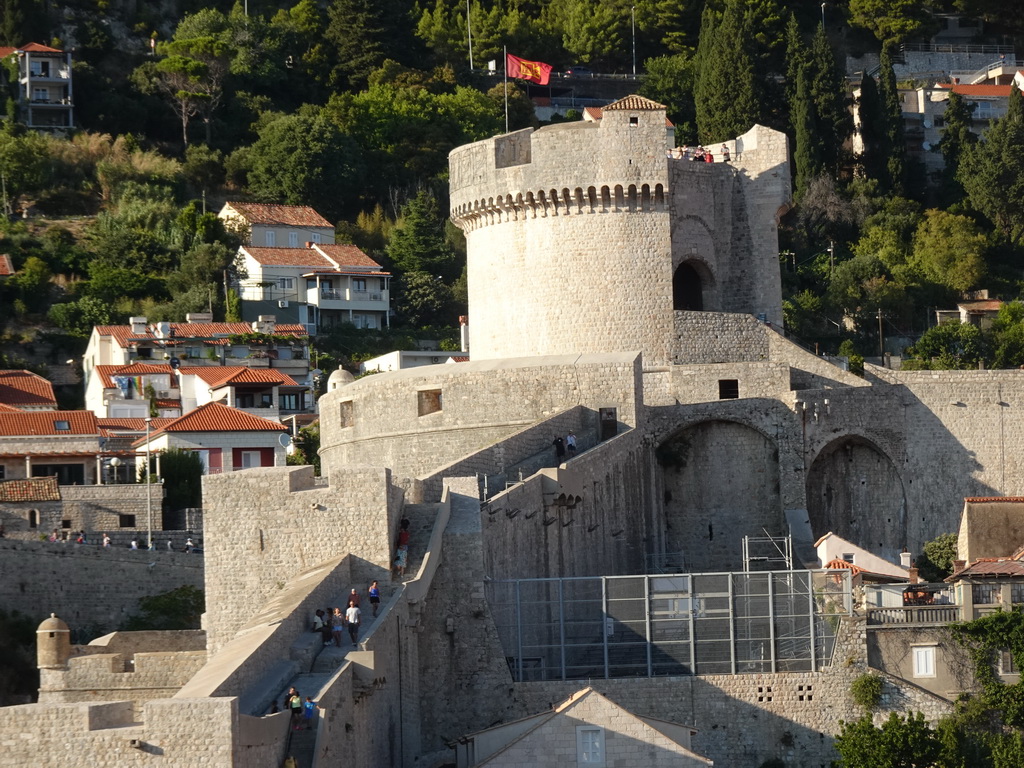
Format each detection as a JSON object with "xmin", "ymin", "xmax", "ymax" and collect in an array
[{"xmin": 503, "ymin": 45, "xmax": 509, "ymax": 133}]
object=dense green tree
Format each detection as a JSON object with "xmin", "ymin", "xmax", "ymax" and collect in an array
[
  {"xmin": 287, "ymin": 423, "xmax": 321, "ymax": 475},
  {"xmin": 386, "ymin": 191, "xmax": 459, "ymax": 280},
  {"xmin": 160, "ymin": 448, "xmax": 204, "ymax": 513},
  {"xmin": 792, "ymin": 68, "xmax": 821, "ymax": 200},
  {"xmin": 848, "ymin": 0, "xmax": 938, "ymax": 44},
  {"xmin": 834, "ymin": 712, "xmax": 943, "ymax": 768},
  {"xmin": 240, "ymin": 109, "xmax": 362, "ymax": 220},
  {"xmin": 124, "ymin": 585, "xmax": 205, "ymax": 631},
  {"xmin": 639, "ymin": 53, "xmax": 696, "ymax": 142},
  {"xmin": 546, "ymin": 0, "xmax": 625, "ymax": 68},
  {"xmin": 911, "ymin": 209, "xmax": 987, "ymax": 292},
  {"xmin": 0, "ymin": 608, "xmax": 36, "ymax": 707},
  {"xmin": 325, "ymin": 0, "xmax": 416, "ymax": 89},
  {"xmin": 395, "ymin": 270, "xmax": 455, "ymax": 327},
  {"xmin": 878, "ymin": 45, "xmax": 906, "ymax": 195},
  {"xmin": 167, "ymin": 242, "xmax": 234, "ymax": 297},
  {"xmin": 0, "ymin": 124, "xmax": 48, "ymax": 212},
  {"xmin": 958, "ymin": 87, "xmax": 1024, "ymax": 246},
  {"xmin": 48, "ymin": 296, "xmax": 114, "ymax": 338},
  {"xmin": 7, "ymin": 255, "xmax": 50, "ymax": 313},
  {"xmin": 906, "ymin": 321, "xmax": 989, "ymax": 369},
  {"xmin": 915, "ymin": 532, "xmax": 957, "ymax": 582},
  {"xmin": 990, "ymin": 301, "xmax": 1024, "ymax": 369},
  {"xmin": 807, "ymin": 26, "xmax": 850, "ymax": 175},
  {"xmin": 694, "ymin": 0, "xmax": 760, "ymax": 143}
]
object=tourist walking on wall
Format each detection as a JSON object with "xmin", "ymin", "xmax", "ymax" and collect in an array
[
  {"xmin": 394, "ymin": 518, "xmax": 411, "ymax": 579},
  {"xmin": 368, "ymin": 581, "xmax": 381, "ymax": 617},
  {"xmin": 288, "ymin": 687, "xmax": 303, "ymax": 730},
  {"xmin": 102, "ymin": 533, "xmax": 111, "ymax": 548},
  {"xmin": 553, "ymin": 435, "xmax": 566, "ymax": 462},
  {"xmin": 346, "ymin": 601, "xmax": 361, "ymax": 647},
  {"xmin": 331, "ymin": 607, "xmax": 345, "ymax": 647},
  {"xmin": 347, "ymin": 588, "xmax": 360, "ymax": 608},
  {"xmin": 302, "ymin": 697, "xmax": 322, "ymax": 729},
  {"xmin": 566, "ymin": 432, "xmax": 577, "ymax": 456}
]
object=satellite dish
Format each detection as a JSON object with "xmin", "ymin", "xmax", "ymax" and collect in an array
[
  {"xmin": 170, "ymin": 356, "xmax": 180, "ymax": 369},
  {"xmin": 923, "ymin": 120, "xmax": 932, "ymax": 129},
  {"xmin": 278, "ymin": 433, "xmax": 292, "ymax": 447},
  {"xmin": 921, "ymin": 141, "xmax": 932, "ymax": 151}
]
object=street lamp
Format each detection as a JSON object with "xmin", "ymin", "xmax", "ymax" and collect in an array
[
  {"xmin": 466, "ymin": 0, "xmax": 474, "ymax": 70},
  {"xmin": 821, "ymin": 3, "xmax": 826, "ymax": 29},
  {"xmin": 631, "ymin": 6, "xmax": 637, "ymax": 76},
  {"xmin": 145, "ymin": 417, "xmax": 153, "ymax": 550},
  {"xmin": 110, "ymin": 456, "xmax": 122, "ymax": 485}
]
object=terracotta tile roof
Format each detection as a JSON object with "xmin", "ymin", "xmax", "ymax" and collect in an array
[
  {"xmin": 953, "ymin": 558, "xmax": 1024, "ymax": 579},
  {"xmin": 583, "ymin": 104, "xmax": 674, "ymax": 127},
  {"xmin": 154, "ymin": 399, "xmax": 181, "ymax": 409},
  {"xmin": 19, "ymin": 42, "xmax": 63, "ymax": 53},
  {"xmin": 95, "ymin": 322, "xmax": 309, "ymax": 348},
  {"xmin": 224, "ymin": 203, "xmax": 332, "ymax": 228},
  {"xmin": 0, "ymin": 254, "xmax": 13, "ymax": 276},
  {"xmin": 936, "ymin": 83, "xmax": 1014, "ymax": 97},
  {"xmin": 0, "ymin": 477, "xmax": 60, "ymax": 502},
  {"xmin": 0, "ymin": 370, "xmax": 57, "ymax": 407},
  {"xmin": 604, "ymin": 94, "xmax": 667, "ymax": 111},
  {"xmin": 94, "ymin": 363, "xmax": 176, "ymax": 389},
  {"xmin": 0, "ymin": 410, "xmax": 97, "ymax": 436},
  {"xmin": 0, "ymin": 403, "xmax": 21, "ymax": 412},
  {"xmin": 448, "ymin": 356, "xmax": 470, "ymax": 363},
  {"xmin": 965, "ymin": 497, "xmax": 1024, "ymax": 503},
  {"xmin": 241, "ymin": 246, "xmax": 335, "ymax": 268},
  {"xmin": 97, "ymin": 417, "xmax": 176, "ymax": 437},
  {"xmin": 0, "ymin": 47, "xmax": 14, "ymax": 59},
  {"xmin": 302, "ymin": 270, "xmax": 391, "ymax": 277},
  {"xmin": 135, "ymin": 402, "xmax": 287, "ymax": 444},
  {"xmin": 959, "ymin": 300, "xmax": 1003, "ymax": 312},
  {"xmin": 313, "ymin": 244, "xmax": 382, "ymax": 268},
  {"xmin": 178, "ymin": 367, "xmax": 298, "ymax": 387}
]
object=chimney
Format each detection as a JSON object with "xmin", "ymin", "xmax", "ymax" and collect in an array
[
  {"xmin": 252, "ymin": 315, "xmax": 277, "ymax": 334},
  {"xmin": 185, "ymin": 312, "xmax": 213, "ymax": 324},
  {"xmin": 129, "ymin": 316, "xmax": 147, "ymax": 335},
  {"xmin": 953, "ymin": 559, "xmax": 966, "ymax": 575},
  {"xmin": 908, "ymin": 567, "xmax": 920, "ymax": 584},
  {"xmin": 900, "ymin": 549, "xmax": 912, "ymax": 568},
  {"xmin": 154, "ymin": 321, "xmax": 171, "ymax": 340},
  {"xmin": 306, "ymin": 241, "xmax": 313, "ymax": 248},
  {"xmin": 459, "ymin": 315, "xmax": 469, "ymax": 353}
]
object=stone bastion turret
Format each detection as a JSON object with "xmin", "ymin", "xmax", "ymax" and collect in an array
[{"xmin": 449, "ymin": 95, "xmax": 791, "ymax": 366}]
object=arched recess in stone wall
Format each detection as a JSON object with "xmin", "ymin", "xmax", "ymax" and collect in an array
[
  {"xmin": 673, "ymin": 259, "xmax": 715, "ymax": 311},
  {"xmin": 658, "ymin": 419, "xmax": 781, "ymax": 572},
  {"xmin": 805, "ymin": 435, "xmax": 907, "ymax": 560}
]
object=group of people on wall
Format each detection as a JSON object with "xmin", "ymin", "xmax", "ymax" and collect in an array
[{"xmin": 668, "ymin": 144, "xmax": 730, "ymax": 163}]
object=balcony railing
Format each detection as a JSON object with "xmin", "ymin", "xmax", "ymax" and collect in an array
[
  {"xmin": 319, "ymin": 289, "xmax": 384, "ymax": 301},
  {"xmin": 866, "ymin": 605, "xmax": 963, "ymax": 625}
]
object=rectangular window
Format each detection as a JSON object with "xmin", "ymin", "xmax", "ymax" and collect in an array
[
  {"xmin": 240, "ymin": 451, "xmax": 262, "ymax": 469},
  {"xmin": 288, "ymin": 231, "xmax": 298, "ymax": 247},
  {"xmin": 339, "ymin": 400, "xmax": 354, "ymax": 428},
  {"xmin": 1000, "ymin": 650, "xmax": 1019, "ymax": 675},
  {"xmin": 29, "ymin": 61, "xmax": 49, "ymax": 77},
  {"xmin": 311, "ymin": 233, "xmax": 321, "ymax": 243},
  {"xmin": 32, "ymin": 87, "xmax": 49, "ymax": 101},
  {"xmin": 842, "ymin": 553, "xmax": 855, "ymax": 563},
  {"xmin": 1013, "ymin": 583, "xmax": 1024, "ymax": 604},
  {"xmin": 718, "ymin": 379, "xmax": 740, "ymax": 399},
  {"xmin": 279, "ymin": 393, "xmax": 299, "ymax": 411},
  {"xmin": 236, "ymin": 393, "xmax": 255, "ymax": 408},
  {"xmin": 118, "ymin": 514, "xmax": 136, "ymax": 528},
  {"xmin": 260, "ymin": 393, "xmax": 273, "ymax": 408},
  {"xmin": 417, "ymin": 389, "xmax": 442, "ymax": 416},
  {"xmin": 265, "ymin": 230, "xmax": 276, "ymax": 246},
  {"xmin": 973, "ymin": 584, "xmax": 999, "ymax": 605},
  {"xmin": 353, "ymin": 278, "xmax": 366, "ymax": 292},
  {"xmin": 278, "ymin": 277, "xmax": 295, "ymax": 290},
  {"xmin": 0, "ymin": 465, "xmax": 5, "ymax": 479},
  {"xmin": 576, "ymin": 726, "xmax": 605, "ymax": 766},
  {"xmin": 913, "ymin": 646, "xmax": 936, "ymax": 678}
]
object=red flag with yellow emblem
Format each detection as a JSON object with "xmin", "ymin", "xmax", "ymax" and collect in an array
[{"xmin": 506, "ymin": 53, "xmax": 553, "ymax": 85}]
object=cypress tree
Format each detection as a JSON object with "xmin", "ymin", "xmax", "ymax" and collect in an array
[
  {"xmin": 938, "ymin": 90, "xmax": 975, "ymax": 201},
  {"xmin": 808, "ymin": 26, "xmax": 851, "ymax": 175},
  {"xmin": 877, "ymin": 44, "xmax": 906, "ymax": 195},
  {"xmin": 784, "ymin": 14, "xmax": 808, "ymax": 107},
  {"xmin": 694, "ymin": 0, "xmax": 760, "ymax": 144},
  {"xmin": 792, "ymin": 66, "xmax": 822, "ymax": 200},
  {"xmin": 857, "ymin": 72, "xmax": 886, "ymax": 183}
]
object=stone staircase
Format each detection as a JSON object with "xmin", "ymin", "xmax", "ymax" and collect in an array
[{"xmin": 400, "ymin": 502, "xmax": 441, "ymax": 579}]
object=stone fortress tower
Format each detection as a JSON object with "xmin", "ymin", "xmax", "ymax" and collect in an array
[{"xmin": 448, "ymin": 95, "xmax": 789, "ymax": 364}]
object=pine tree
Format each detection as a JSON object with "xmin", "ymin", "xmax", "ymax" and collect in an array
[
  {"xmin": 325, "ymin": 0, "xmax": 418, "ymax": 89},
  {"xmin": 784, "ymin": 14, "xmax": 808, "ymax": 107},
  {"xmin": 877, "ymin": 44, "xmax": 906, "ymax": 195},
  {"xmin": 958, "ymin": 86, "xmax": 1024, "ymax": 245},
  {"xmin": 694, "ymin": 0, "xmax": 760, "ymax": 144},
  {"xmin": 792, "ymin": 67, "xmax": 821, "ymax": 200},
  {"xmin": 385, "ymin": 191, "xmax": 459, "ymax": 281}
]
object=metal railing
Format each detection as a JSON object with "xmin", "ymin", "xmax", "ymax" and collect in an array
[
  {"xmin": 867, "ymin": 605, "xmax": 962, "ymax": 625},
  {"xmin": 487, "ymin": 569, "xmax": 851, "ymax": 682}
]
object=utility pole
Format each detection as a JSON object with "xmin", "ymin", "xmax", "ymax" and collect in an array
[
  {"xmin": 631, "ymin": 6, "xmax": 636, "ymax": 76},
  {"xmin": 877, "ymin": 308, "xmax": 885, "ymax": 361},
  {"xmin": 821, "ymin": 2, "xmax": 826, "ymax": 29},
  {"xmin": 467, "ymin": 0, "xmax": 474, "ymax": 70},
  {"xmin": 828, "ymin": 241, "xmax": 834, "ymax": 274}
]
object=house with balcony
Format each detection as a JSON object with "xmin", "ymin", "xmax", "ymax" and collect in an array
[
  {"xmin": 218, "ymin": 202, "xmax": 335, "ymax": 248},
  {"xmin": 0, "ymin": 42, "xmax": 73, "ymax": 129},
  {"xmin": 0, "ymin": 370, "xmax": 58, "ymax": 411},
  {"xmin": 85, "ymin": 363, "xmax": 182, "ymax": 420},
  {"xmin": 131, "ymin": 401, "xmax": 289, "ymax": 474},
  {"xmin": 235, "ymin": 242, "xmax": 390, "ymax": 333},
  {"xmin": 82, "ymin": 314, "xmax": 313, "ymax": 401},
  {"xmin": 176, "ymin": 366, "xmax": 308, "ymax": 419}
]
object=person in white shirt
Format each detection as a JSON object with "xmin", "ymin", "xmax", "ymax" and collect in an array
[{"xmin": 345, "ymin": 601, "xmax": 361, "ymax": 647}]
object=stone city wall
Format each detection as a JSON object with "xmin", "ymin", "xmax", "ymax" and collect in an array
[
  {"xmin": 201, "ymin": 466, "xmax": 393, "ymax": 653},
  {"xmin": 318, "ymin": 353, "xmax": 643, "ymax": 482},
  {"xmin": 0, "ymin": 539, "xmax": 203, "ymax": 634},
  {"xmin": 1, "ymin": 484, "xmax": 167, "ymax": 539}
]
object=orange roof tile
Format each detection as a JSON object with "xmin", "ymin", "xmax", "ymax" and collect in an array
[
  {"xmin": 0, "ymin": 47, "xmax": 14, "ymax": 59},
  {"xmin": 225, "ymin": 203, "xmax": 332, "ymax": 228},
  {"xmin": 154, "ymin": 399, "xmax": 181, "ymax": 409},
  {"xmin": 937, "ymin": 83, "xmax": 1014, "ymax": 97},
  {"xmin": 178, "ymin": 367, "xmax": 298, "ymax": 387},
  {"xmin": 135, "ymin": 402, "xmax": 287, "ymax": 444},
  {"xmin": 0, "ymin": 477, "xmax": 60, "ymax": 502},
  {"xmin": 0, "ymin": 410, "xmax": 97, "ymax": 436},
  {"xmin": 582, "ymin": 104, "xmax": 674, "ymax": 127},
  {"xmin": 97, "ymin": 417, "xmax": 175, "ymax": 437},
  {"xmin": 959, "ymin": 300, "xmax": 1003, "ymax": 312},
  {"xmin": 0, "ymin": 403, "xmax": 21, "ymax": 412},
  {"xmin": 95, "ymin": 322, "xmax": 309, "ymax": 348},
  {"xmin": 19, "ymin": 42, "xmax": 63, "ymax": 53},
  {"xmin": 0, "ymin": 254, "xmax": 13, "ymax": 276},
  {"xmin": 604, "ymin": 94, "xmax": 666, "ymax": 111},
  {"xmin": 0, "ymin": 370, "xmax": 57, "ymax": 407},
  {"xmin": 313, "ymin": 244, "xmax": 382, "ymax": 268},
  {"xmin": 241, "ymin": 246, "xmax": 335, "ymax": 268}
]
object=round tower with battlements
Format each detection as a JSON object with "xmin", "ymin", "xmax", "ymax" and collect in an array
[{"xmin": 449, "ymin": 95, "xmax": 790, "ymax": 366}]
